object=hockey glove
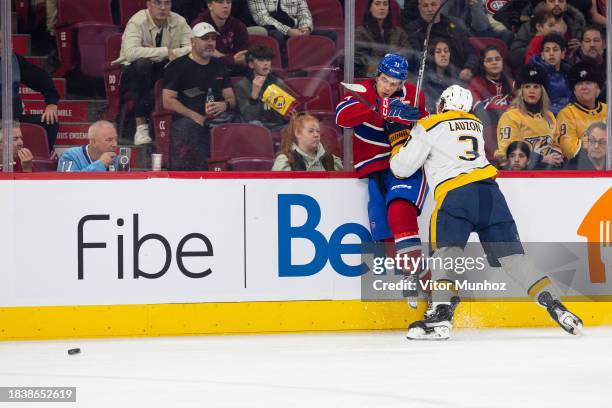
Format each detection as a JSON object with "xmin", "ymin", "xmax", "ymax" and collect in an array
[
  {"xmin": 381, "ymin": 98, "xmax": 420, "ymax": 124},
  {"xmin": 384, "ymin": 120, "xmax": 413, "ymax": 158}
]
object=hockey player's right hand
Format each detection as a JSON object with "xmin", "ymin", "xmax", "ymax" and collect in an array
[
  {"xmin": 382, "ymin": 98, "xmax": 420, "ymax": 123},
  {"xmin": 384, "ymin": 120, "xmax": 413, "ymax": 158}
]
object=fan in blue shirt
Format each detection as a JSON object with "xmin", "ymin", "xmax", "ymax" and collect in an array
[{"xmin": 57, "ymin": 121, "xmax": 118, "ymax": 172}]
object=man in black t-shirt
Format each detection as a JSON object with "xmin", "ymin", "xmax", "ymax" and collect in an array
[{"xmin": 162, "ymin": 22, "xmax": 237, "ymax": 170}]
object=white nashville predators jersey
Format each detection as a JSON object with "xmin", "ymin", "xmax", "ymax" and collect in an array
[{"xmin": 390, "ymin": 110, "xmax": 498, "ymax": 200}]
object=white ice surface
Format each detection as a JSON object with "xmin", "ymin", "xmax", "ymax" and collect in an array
[{"xmin": 1, "ymin": 327, "xmax": 611, "ymax": 408}]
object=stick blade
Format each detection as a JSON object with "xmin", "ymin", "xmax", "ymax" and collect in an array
[{"xmin": 340, "ymin": 82, "xmax": 367, "ymax": 93}]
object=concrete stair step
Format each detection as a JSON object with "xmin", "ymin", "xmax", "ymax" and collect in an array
[
  {"xmin": 19, "ymin": 78, "xmax": 66, "ymax": 100},
  {"xmin": 24, "ymin": 55, "xmax": 48, "ymax": 67},
  {"xmin": 23, "ymin": 99, "xmax": 107, "ymax": 122}
]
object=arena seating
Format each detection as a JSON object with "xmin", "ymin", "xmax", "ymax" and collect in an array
[{"xmin": 54, "ymin": 0, "xmax": 114, "ymax": 77}]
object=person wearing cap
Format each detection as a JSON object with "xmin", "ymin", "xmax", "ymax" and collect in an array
[
  {"xmin": 556, "ymin": 62, "xmax": 607, "ymax": 161},
  {"xmin": 162, "ymin": 22, "xmax": 236, "ymax": 171},
  {"xmin": 192, "ymin": 0, "xmax": 249, "ymax": 76},
  {"xmin": 112, "ymin": 0, "xmax": 193, "ymax": 146},
  {"xmin": 495, "ymin": 64, "xmax": 563, "ymax": 169},
  {"xmin": 234, "ymin": 44, "xmax": 289, "ymax": 131}
]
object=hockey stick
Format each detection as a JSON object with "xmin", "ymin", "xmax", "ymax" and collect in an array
[
  {"xmin": 413, "ymin": 0, "xmax": 450, "ymax": 108},
  {"xmin": 340, "ymin": 82, "xmax": 377, "ymax": 111}
]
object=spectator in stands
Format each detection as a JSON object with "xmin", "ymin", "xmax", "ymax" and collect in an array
[
  {"xmin": 248, "ymin": 0, "xmax": 314, "ymax": 58},
  {"xmin": 568, "ymin": 25, "xmax": 607, "ymax": 101},
  {"xmin": 422, "ymin": 38, "xmax": 462, "ymax": 114},
  {"xmin": 0, "ymin": 121, "xmax": 33, "ymax": 173},
  {"xmin": 529, "ymin": 33, "xmax": 571, "ymax": 114},
  {"xmin": 163, "ymin": 22, "xmax": 236, "ymax": 171},
  {"xmin": 192, "ymin": 0, "xmax": 249, "ymax": 76},
  {"xmin": 565, "ymin": 121, "xmax": 607, "ymax": 169},
  {"xmin": 589, "ymin": 0, "xmax": 607, "ymax": 26},
  {"xmin": 355, "ymin": 0, "xmax": 411, "ymax": 78},
  {"xmin": 440, "ymin": 0, "xmax": 490, "ymax": 36},
  {"xmin": 523, "ymin": 9, "xmax": 563, "ymax": 63},
  {"xmin": 0, "ymin": 31, "xmax": 60, "ymax": 152},
  {"xmin": 469, "ymin": 45, "xmax": 514, "ymax": 128},
  {"xmin": 557, "ymin": 62, "xmax": 607, "ymax": 161},
  {"xmin": 272, "ymin": 113, "xmax": 342, "ymax": 171},
  {"xmin": 567, "ymin": 25, "xmax": 606, "ymax": 66},
  {"xmin": 505, "ymin": 140, "xmax": 532, "ymax": 170},
  {"xmin": 235, "ymin": 45, "xmax": 289, "ymax": 131},
  {"xmin": 509, "ymin": 0, "xmax": 585, "ymax": 69},
  {"xmin": 57, "ymin": 121, "xmax": 117, "ymax": 172},
  {"xmin": 112, "ymin": 0, "xmax": 192, "ymax": 146},
  {"xmin": 480, "ymin": 0, "xmax": 515, "ymax": 44},
  {"xmin": 405, "ymin": 0, "xmax": 478, "ymax": 81},
  {"xmin": 495, "ymin": 64, "xmax": 564, "ymax": 169}
]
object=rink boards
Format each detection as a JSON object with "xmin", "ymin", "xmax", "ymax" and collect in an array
[{"xmin": 0, "ymin": 171, "xmax": 611, "ymax": 339}]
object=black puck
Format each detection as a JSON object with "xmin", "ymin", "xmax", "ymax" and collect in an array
[{"xmin": 67, "ymin": 348, "xmax": 81, "ymax": 355}]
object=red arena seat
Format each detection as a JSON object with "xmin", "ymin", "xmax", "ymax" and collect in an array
[
  {"xmin": 209, "ymin": 124, "xmax": 274, "ymax": 170},
  {"xmin": 228, "ymin": 157, "xmax": 275, "ymax": 171},
  {"xmin": 284, "ymin": 77, "xmax": 335, "ymax": 112},
  {"xmin": 77, "ymin": 23, "xmax": 121, "ymax": 78},
  {"xmin": 118, "ymin": 0, "xmax": 147, "ymax": 27},
  {"xmin": 54, "ymin": 0, "xmax": 114, "ymax": 77},
  {"xmin": 286, "ymin": 35, "xmax": 337, "ymax": 72},
  {"xmin": 20, "ymin": 123, "xmax": 49, "ymax": 158}
]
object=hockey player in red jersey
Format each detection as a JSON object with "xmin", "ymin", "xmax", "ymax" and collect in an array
[{"xmin": 335, "ymin": 54, "xmax": 428, "ymax": 299}]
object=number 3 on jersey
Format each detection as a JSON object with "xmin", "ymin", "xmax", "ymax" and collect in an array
[{"xmin": 458, "ymin": 135, "xmax": 480, "ymax": 161}]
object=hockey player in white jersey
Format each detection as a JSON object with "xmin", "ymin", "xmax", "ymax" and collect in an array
[{"xmin": 390, "ymin": 85, "xmax": 583, "ymax": 340}]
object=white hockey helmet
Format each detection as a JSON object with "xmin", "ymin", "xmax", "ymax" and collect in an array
[{"xmin": 437, "ymin": 85, "xmax": 473, "ymax": 113}]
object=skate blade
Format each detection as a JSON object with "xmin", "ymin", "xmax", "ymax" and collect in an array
[
  {"xmin": 563, "ymin": 316, "xmax": 584, "ymax": 336},
  {"xmin": 407, "ymin": 298, "xmax": 417, "ymax": 309},
  {"xmin": 406, "ymin": 325, "xmax": 450, "ymax": 340}
]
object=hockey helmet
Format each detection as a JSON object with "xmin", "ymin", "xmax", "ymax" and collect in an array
[
  {"xmin": 437, "ymin": 85, "xmax": 473, "ymax": 113},
  {"xmin": 377, "ymin": 53, "xmax": 409, "ymax": 81}
]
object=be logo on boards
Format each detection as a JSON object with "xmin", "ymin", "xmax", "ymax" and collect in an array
[{"xmin": 578, "ymin": 187, "xmax": 612, "ymax": 283}]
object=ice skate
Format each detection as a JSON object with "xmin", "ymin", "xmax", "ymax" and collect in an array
[
  {"xmin": 407, "ymin": 296, "xmax": 460, "ymax": 340},
  {"xmin": 537, "ymin": 291, "xmax": 584, "ymax": 335},
  {"xmin": 402, "ymin": 273, "xmax": 419, "ymax": 309}
]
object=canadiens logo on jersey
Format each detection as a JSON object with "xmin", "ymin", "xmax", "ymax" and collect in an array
[{"xmin": 484, "ymin": 0, "xmax": 509, "ymax": 14}]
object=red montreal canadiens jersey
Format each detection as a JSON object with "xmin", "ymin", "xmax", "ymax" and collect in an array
[{"xmin": 335, "ymin": 79, "xmax": 427, "ymax": 178}]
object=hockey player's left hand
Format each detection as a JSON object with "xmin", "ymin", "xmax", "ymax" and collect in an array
[{"xmin": 381, "ymin": 98, "xmax": 420, "ymax": 123}]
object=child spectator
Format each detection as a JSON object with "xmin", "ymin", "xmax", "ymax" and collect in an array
[
  {"xmin": 469, "ymin": 45, "xmax": 514, "ymax": 128},
  {"xmin": 272, "ymin": 113, "xmax": 342, "ymax": 171},
  {"xmin": 529, "ymin": 33, "xmax": 571, "ymax": 114},
  {"xmin": 523, "ymin": 9, "xmax": 563, "ymax": 64},
  {"xmin": 505, "ymin": 140, "xmax": 532, "ymax": 170},
  {"xmin": 234, "ymin": 45, "xmax": 290, "ymax": 131},
  {"xmin": 355, "ymin": 0, "xmax": 410, "ymax": 78}
]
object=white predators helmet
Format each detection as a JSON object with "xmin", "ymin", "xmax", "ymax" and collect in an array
[{"xmin": 437, "ymin": 85, "xmax": 473, "ymax": 113}]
